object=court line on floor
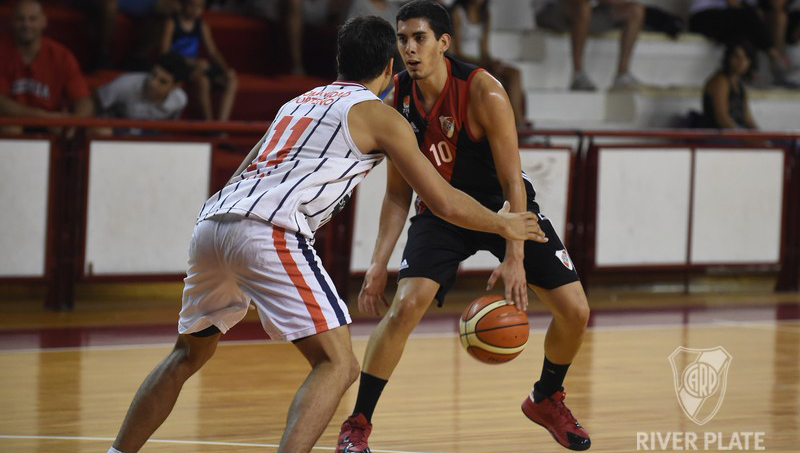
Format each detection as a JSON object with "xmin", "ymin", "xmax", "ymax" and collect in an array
[
  {"xmin": 1, "ymin": 319, "xmax": 797, "ymax": 355},
  {"xmin": 0, "ymin": 435, "xmax": 442, "ymax": 453}
]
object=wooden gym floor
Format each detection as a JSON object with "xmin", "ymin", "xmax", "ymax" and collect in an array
[{"xmin": 1, "ymin": 279, "xmax": 799, "ymax": 453}]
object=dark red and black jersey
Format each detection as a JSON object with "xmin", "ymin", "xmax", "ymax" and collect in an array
[{"xmin": 393, "ymin": 55, "xmax": 535, "ymax": 213}]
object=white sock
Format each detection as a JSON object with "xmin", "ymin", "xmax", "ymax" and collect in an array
[{"xmin": 107, "ymin": 447, "xmax": 125, "ymax": 453}]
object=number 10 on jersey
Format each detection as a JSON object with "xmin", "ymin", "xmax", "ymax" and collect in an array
[{"xmin": 429, "ymin": 141, "xmax": 453, "ymax": 167}]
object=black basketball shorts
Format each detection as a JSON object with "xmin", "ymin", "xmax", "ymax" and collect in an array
[{"xmin": 397, "ymin": 202, "xmax": 580, "ymax": 305}]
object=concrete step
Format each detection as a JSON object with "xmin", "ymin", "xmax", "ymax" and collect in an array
[
  {"xmin": 524, "ymin": 87, "xmax": 800, "ymax": 131},
  {"xmin": 497, "ymin": 31, "xmax": 721, "ymax": 90}
]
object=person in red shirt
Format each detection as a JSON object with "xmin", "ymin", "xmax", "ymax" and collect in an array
[{"xmin": 0, "ymin": 0, "xmax": 93, "ymax": 134}]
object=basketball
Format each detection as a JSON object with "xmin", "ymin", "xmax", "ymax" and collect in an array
[{"xmin": 458, "ymin": 295, "xmax": 530, "ymax": 364}]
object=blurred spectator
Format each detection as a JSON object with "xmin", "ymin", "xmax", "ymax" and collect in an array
[
  {"xmin": 790, "ymin": 2, "xmax": 800, "ymax": 45},
  {"xmin": 347, "ymin": 0, "xmax": 399, "ymax": 24},
  {"xmin": 161, "ymin": 0, "xmax": 238, "ymax": 121},
  {"xmin": 450, "ymin": 0, "xmax": 527, "ymax": 127},
  {"xmin": 0, "ymin": 0, "xmax": 93, "ymax": 135},
  {"xmin": 688, "ymin": 0, "xmax": 797, "ymax": 87},
  {"xmin": 757, "ymin": 0, "xmax": 797, "ymax": 65},
  {"xmin": 70, "ymin": 0, "xmax": 180, "ymax": 71},
  {"xmin": 534, "ymin": 0, "xmax": 644, "ymax": 91},
  {"xmin": 93, "ymin": 52, "xmax": 190, "ymax": 135},
  {"xmin": 702, "ymin": 43, "xmax": 759, "ymax": 129},
  {"xmin": 241, "ymin": 0, "xmax": 350, "ymax": 75},
  {"xmin": 643, "ymin": 5, "xmax": 684, "ymax": 39}
]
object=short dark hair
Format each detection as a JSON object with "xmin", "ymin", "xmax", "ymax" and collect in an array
[
  {"xmin": 337, "ymin": 16, "xmax": 396, "ymax": 82},
  {"xmin": 397, "ymin": 0, "xmax": 452, "ymax": 40},
  {"xmin": 155, "ymin": 52, "xmax": 191, "ymax": 83}
]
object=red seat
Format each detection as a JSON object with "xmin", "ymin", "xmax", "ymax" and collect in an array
[{"xmin": 185, "ymin": 73, "xmax": 329, "ymax": 121}]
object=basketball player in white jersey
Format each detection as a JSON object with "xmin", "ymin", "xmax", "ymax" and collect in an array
[{"xmin": 104, "ymin": 16, "xmax": 545, "ymax": 453}]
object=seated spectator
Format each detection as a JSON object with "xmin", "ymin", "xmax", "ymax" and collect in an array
[
  {"xmin": 161, "ymin": 0, "xmax": 238, "ymax": 121},
  {"xmin": 534, "ymin": 0, "xmax": 644, "ymax": 91},
  {"xmin": 702, "ymin": 43, "xmax": 759, "ymax": 129},
  {"xmin": 93, "ymin": 52, "xmax": 190, "ymax": 135},
  {"xmin": 0, "ymin": 0, "xmax": 93, "ymax": 135},
  {"xmin": 450, "ymin": 0, "xmax": 527, "ymax": 127},
  {"xmin": 688, "ymin": 0, "xmax": 797, "ymax": 87}
]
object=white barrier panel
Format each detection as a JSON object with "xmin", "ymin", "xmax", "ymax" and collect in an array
[
  {"xmin": 84, "ymin": 141, "xmax": 211, "ymax": 275},
  {"xmin": 349, "ymin": 161, "xmax": 414, "ymax": 273},
  {"xmin": 691, "ymin": 149, "xmax": 784, "ymax": 264},
  {"xmin": 350, "ymin": 148, "xmax": 572, "ymax": 273},
  {"xmin": 0, "ymin": 139, "xmax": 50, "ymax": 277},
  {"xmin": 596, "ymin": 148, "xmax": 692, "ymax": 266}
]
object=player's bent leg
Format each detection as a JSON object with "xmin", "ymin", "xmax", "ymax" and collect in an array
[
  {"xmin": 522, "ymin": 281, "xmax": 590, "ymax": 451},
  {"xmin": 335, "ymin": 278, "xmax": 440, "ymax": 453},
  {"xmin": 113, "ymin": 332, "xmax": 220, "ymax": 453},
  {"xmin": 361, "ymin": 277, "xmax": 440, "ymax": 379},
  {"xmin": 279, "ymin": 326, "xmax": 360, "ymax": 453},
  {"xmin": 533, "ymin": 281, "xmax": 590, "ymax": 364}
]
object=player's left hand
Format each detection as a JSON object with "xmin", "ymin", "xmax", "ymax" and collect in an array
[{"xmin": 487, "ymin": 257, "xmax": 528, "ymax": 311}]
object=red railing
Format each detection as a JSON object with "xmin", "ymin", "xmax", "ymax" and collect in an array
[{"xmin": 1, "ymin": 117, "xmax": 798, "ymax": 311}]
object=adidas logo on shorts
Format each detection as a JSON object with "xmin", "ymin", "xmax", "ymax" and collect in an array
[{"xmin": 399, "ymin": 259, "xmax": 409, "ymax": 270}]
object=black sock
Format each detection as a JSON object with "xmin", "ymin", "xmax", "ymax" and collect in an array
[
  {"xmin": 534, "ymin": 357, "xmax": 571, "ymax": 402},
  {"xmin": 352, "ymin": 372, "xmax": 388, "ymax": 422}
]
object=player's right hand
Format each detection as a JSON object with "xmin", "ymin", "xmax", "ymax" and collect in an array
[
  {"xmin": 497, "ymin": 201, "xmax": 548, "ymax": 242},
  {"xmin": 358, "ymin": 263, "xmax": 390, "ymax": 317}
]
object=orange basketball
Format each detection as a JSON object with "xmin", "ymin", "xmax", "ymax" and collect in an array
[{"xmin": 459, "ymin": 295, "xmax": 529, "ymax": 364}]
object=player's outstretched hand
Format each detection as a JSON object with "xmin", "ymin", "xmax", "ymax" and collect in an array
[
  {"xmin": 486, "ymin": 258, "xmax": 529, "ymax": 311},
  {"xmin": 358, "ymin": 263, "xmax": 390, "ymax": 317},
  {"xmin": 497, "ymin": 201, "xmax": 548, "ymax": 242}
]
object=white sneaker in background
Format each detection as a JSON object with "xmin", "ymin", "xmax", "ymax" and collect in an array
[{"xmin": 611, "ymin": 73, "xmax": 641, "ymax": 90}]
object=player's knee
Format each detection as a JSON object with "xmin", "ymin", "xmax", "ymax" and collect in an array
[
  {"xmin": 387, "ymin": 294, "xmax": 429, "ymax": 330},
  {"xmin": 343, "ymin": 352, "xmax": 361, "ymax": 385},
  {"xmin": 173, "ymin": 337, "xmax": 215, "ymax": 375},
  {"xmin": 567, "ymin": 301, "xmax": 590, "ymax": 331},
  {"xmin": 324, "ymin": 349, "xmax": 360, "ymax": 385},
  {"xmin": 553, "ymin": 296, "xmax": 590, "ymax": 330}
]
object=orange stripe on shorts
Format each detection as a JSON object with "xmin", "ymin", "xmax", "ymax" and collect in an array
[{"xmin": 272, "ymin": 226, "xmax": 326, "ymax": 333}]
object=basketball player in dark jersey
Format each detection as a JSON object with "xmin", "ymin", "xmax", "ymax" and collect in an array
[{"xmin": 336, "ymin": 1, "xmax": 591, "ymax": 452}]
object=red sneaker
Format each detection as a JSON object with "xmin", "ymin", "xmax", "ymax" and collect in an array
[
  {"xmin": 336, "ymin": 413, "xmax": 372, "ymax": 453},
  {"xmin": 521, "ymin": 387, "xmax": 591, "ymax": 451}
]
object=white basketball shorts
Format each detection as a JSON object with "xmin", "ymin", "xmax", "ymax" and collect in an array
[{"xmin": 178, "ymin": 214, "xmax": 351, "ymax": 341}]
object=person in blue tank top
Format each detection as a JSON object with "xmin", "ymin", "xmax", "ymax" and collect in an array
[{"xmin": 160, "ymin": 0, "xmax": 238, "ymax": 121}]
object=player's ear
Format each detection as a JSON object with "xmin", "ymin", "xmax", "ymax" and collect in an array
[
  {"xmin": 439, "ymin": 33, "xmax": 451, "ymax": 53},
  {"xmin": 385, "ymin": 58, "xmax": 394, "ymax": 77}
]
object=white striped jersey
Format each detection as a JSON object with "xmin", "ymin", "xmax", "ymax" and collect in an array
[{"xmin": 197, "ymin": 82, "xmax": 384, "ymax": 238}]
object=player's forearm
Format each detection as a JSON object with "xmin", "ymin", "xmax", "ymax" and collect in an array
[
  {"xmin": 370, "ymin": 194, "xmax": 411, "ymax": 267},
  {"xmin": 499, "ymin": 175, "xmax": 527, "ymax": 259},
  {"xmin": 429, "ymin": 187, "xmax": 509, "ymax": 237}
]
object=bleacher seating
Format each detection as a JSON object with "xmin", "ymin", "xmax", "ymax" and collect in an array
[
  {"xmin": 2, "ymin": 0, "xmax": 798, "ymax": 129},
  {"xmin": 0, "ymin": 2, "xmax": 331, "ymax": 122},
  {"xmin": 489, "ymin": 0, "xmax": 800, "ymax": 131}
]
